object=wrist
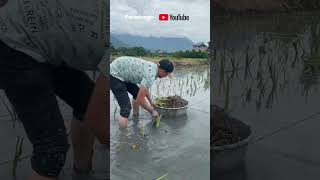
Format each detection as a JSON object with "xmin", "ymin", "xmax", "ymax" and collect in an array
[{"xmin": 149, "ymin": 106, "xmax": 155, "ymax": 114}]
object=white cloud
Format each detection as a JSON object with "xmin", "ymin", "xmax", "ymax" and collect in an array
[{"xmin": 111, "ymin": 0, "xmax": 210, "ymax": 43}]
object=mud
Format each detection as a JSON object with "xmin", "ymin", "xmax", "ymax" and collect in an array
[
  {"xmin": 155, "ymin": 96, "xmax": 188, "ymax": 108},
  {"xmin": 212, "ymin": 105, "xmax": 250, "ymax": 147}
]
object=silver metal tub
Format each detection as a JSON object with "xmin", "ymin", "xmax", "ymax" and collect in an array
[
  {"xmin": 155, "ymin": 105, "xmax": 188, "ymax": 117},
  {"xmin": 212, "ymin": 118, "xmax": 251, "ymax": 175}
]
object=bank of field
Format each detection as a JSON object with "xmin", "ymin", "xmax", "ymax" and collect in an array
[{"xmin": 110, "ymin": 56, "xmax": 209, "ymax": 66}]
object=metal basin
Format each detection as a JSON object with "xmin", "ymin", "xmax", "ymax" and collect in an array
[
  {"xmin": 212, "ymin": 118, "xmax": 251, "ymax": 175},
  {"xmin": 155, "ymin": 105, "xmax": 188, "ymax": 117}
]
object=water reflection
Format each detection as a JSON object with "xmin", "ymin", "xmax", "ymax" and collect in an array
[
  {"xmin": 213, "ymin": 14, "xmax": 320, "ymax": 112},
  {"xmin": 213, "ymin": 164, "xmax": 247, "ymax": 180},
  {"xmin": 212, "ymin": 12, "xmax": 320, "ymax": 180}
]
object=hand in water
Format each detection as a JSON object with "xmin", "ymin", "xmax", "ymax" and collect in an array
[
  {"xmin": 150, "ymin": 102, "xmax": 157, "ymax": 108},
  {"xmin": 152, "ymin": 109, "xmax": 160, "ymax": 118},
  {"xmin": 118, "ymin": 117, "xmax": 128, "ymax": 128}
]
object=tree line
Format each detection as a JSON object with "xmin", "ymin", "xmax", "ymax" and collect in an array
[{"xmin": 111, "ymin": 45, "xmax": 208, "ymax": 59}]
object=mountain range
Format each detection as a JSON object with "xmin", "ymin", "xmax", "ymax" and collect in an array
[{"xmin": 111, "ymin": 33, "xmax": 195, "ymax": 52}]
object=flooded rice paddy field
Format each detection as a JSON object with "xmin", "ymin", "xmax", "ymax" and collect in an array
[
  {"xmin": 0, "ymin": 71, "xmax": 109, "ymax": 180},
  {"xmin": 213, "ymin": 12, "xmax": 320, "ymax": 180},
  {"xmin": 110, "ymin": 65, "xmax": 210, "ymax": 180}
]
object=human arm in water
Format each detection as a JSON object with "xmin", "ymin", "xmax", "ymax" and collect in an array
[
  {"xmin": 136, "ymin": 85, "xmax": 159, "ymax": 117},
  {"xmin": 83, "ymin": 74, "xmax": 109, "ymax": 145}
]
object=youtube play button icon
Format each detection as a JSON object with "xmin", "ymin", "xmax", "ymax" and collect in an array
[{"xmin": 159, "ymin": 14, "xmax": 169, "ymax": 21}]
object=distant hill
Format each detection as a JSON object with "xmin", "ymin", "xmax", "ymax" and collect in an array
[
  {"xmin": 111, "ymin": 35, "xmax": 129, "ymax": 48},
  {"xmin": 111, "ymin": 33, "xmax": 194, "ymax": 52}
]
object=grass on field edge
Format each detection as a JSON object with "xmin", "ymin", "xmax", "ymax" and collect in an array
[{"xmin": 110, "ymin": 55, "xmax": 209, "ymax": 66}]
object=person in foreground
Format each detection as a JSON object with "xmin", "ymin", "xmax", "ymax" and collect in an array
[
  {"xmin": 0, "ymin": 1, "xmax": 108, "ymax": 179},
  {"xmin": 110, "ymin": 56, "xmax": 174, "ymax": 128}
]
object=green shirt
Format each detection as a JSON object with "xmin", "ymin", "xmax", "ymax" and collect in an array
[
  {"xmin": 110, "ymin": 56, "xmax": 158, "ymax": 89},
  {"xmin": 0, "ymin": 0, "xmax": 108, "ymax": 77}
]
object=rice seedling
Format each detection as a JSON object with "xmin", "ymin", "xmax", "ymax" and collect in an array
[
  {"xmin": 283, "ymin": 44, "xmax": 290, "ymax": 66},
  {"xmin": 153, "ymin": 114, "xmax": 163, "ymax": 128},
  {"xmin": 193, "ymin": 86, "xmax": 197, "ymax": 97},
  {"xmin": 256, "ymin": 88, "xmax": 263, "ymax": 112},
  {"xmin": 310, "ymin": 23, "xmax": 320, "ymax": 56},
  {"xmin": 116, "ymin": 143, "xmax": 124, "ymax": 151},
  {"xmin": 291, "ymin": 40, "xmax": 299, "ymax": 68},
  {"xmin": 257, "ymin": 45, "xmax": 266, "ymax": 80},
  {"xmin": 235, "ymin": 53, "xmax": 242, "ymax": 79},
  {"xmin": 265, "ymin": 58, "xmax": 280, "ymax": 109},
  {"xmin": 155, "ymin": 172, "xmax": 168, "ymax": 180},
  {"xmin": 244, "ymin": 46, "xmax": 254, "ymax": 81},
  {"xmin": 213, "ymin": 47, "xmax": 217, "ymax": 64},
  {"xmin": 190, "ymin": 83, "xmax": 193, "ymax": 97},
  {"xmin": 223, "ymin": 75, "xmax": 232, "ymax": 112},
  {"xmin": 301, "ymin": 47, "xmax": 306, "ymax": 60},
  {"xmin": 179, "ymin": 83, "xmax": 183, "ymax": 97},
  {"xmin": 218, "ymin": 49, "xmax": 226, "ymax": 94},
  {"xmin": 186, "ymin": 75, "xmax": 190, "ymax": 87},
  {"xmin": 155, "ymin": 96, "xmax": 188, "ymax": 108},
  {"xmin": 140, "ymin": 126, "xmax": 145, "ymax": 136},
  {"xmin": 245, "ymin": 87, "xmax": 252, "ymax": 103},
  {"xmin": 229, "ymin": 48, "xmax": 237, "ymax": 79}
]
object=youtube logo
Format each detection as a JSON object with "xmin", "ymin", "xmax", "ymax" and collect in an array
[
  {"xmin": 159, "ymin": 13, "xmax": 190, "ymax": 21},
  {"xmin": 159, "ymin": 14, "xmax": 169, "ymax": 21}
]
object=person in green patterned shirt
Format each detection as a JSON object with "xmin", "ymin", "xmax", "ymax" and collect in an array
[
  {"xmin": 0, "ymin": 1, "xmax": 108, "ymax": 179},
  {"xmin": 110, "ymin": 56, "xmax": 174, "ymax": 128}
]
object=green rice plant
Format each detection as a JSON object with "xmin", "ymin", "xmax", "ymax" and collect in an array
[
  {"xmin": 179, "ymin": 84, "xmax": 183, "ymax": 97},
  {"xmin": 140, "ymin": 126, "xmax": 145, "ymax": 136},
  {"xmin": 310, "ymin": 22, "xmax": 320, "ymax": 56},
  {"xmin": 223, "ymin": 75, "xmax": 232, "ymax": 112},
  {"xmin": 116, "ymin": 143, "xmax": 124, "ymax": 151},
  {"xmin": 218, "ymin": 53, "xmax": 225, "ymax": 95},
  {"xmin": 244, "ymin": 46, "xmax": 254, "ymax": 81},
  {"xmin": 155, "ymin": 172, "xmax": 168, "ymax": 180},
  {"xmin": 291, "ymin": 40, "xmax": 299, "ymax": 68},
  {"xmin": 229, "ymin": 48, "xmax": 237, "ymax": 79},
  {"xmin": 245, "ymin": 87, "xmax": 252, "ymax": 103},
  {"xmin": 153, "ymin": 114, "xmax": 163, "ymax": 128},
  {"xmin": 265, "ymin": 57, "xmax": 280, "ymax": 109},
  {"xmin": 284, "ymin": 43, "xmax": 289, "ymax": 64},
  {"xmin": 257, "ymin": 44, "xmax": 266, "ymax": 80}
]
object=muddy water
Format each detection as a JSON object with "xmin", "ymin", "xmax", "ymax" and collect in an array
[
  {"xmin": 213, "ymin": 12, "xmax": 320, "ymax": 179},
  {"xmin": 0, "ymin": 71, "xmax": 109, "ymax": 180},
  {"xmin": 110, "ymin": 65, "xmax": 210, "ymax": 180}
]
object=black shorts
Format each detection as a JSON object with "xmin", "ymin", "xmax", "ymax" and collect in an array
[
  {"xmin": 0, "ymin": 40, "xmax": 94, "ymax": 177},
  {"xmin": 110, "ymin": 75, "xmax": 139, "ymax": 118}
]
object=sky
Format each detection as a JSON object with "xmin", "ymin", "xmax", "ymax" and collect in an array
[{"xmin": 110, "ymin": 0, "xmax": 210, "ymax": 43}]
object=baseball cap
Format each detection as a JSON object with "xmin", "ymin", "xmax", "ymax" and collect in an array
[{"xmin": 159, "ymin": 59, "xmax": 174, "ymax": 77}]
